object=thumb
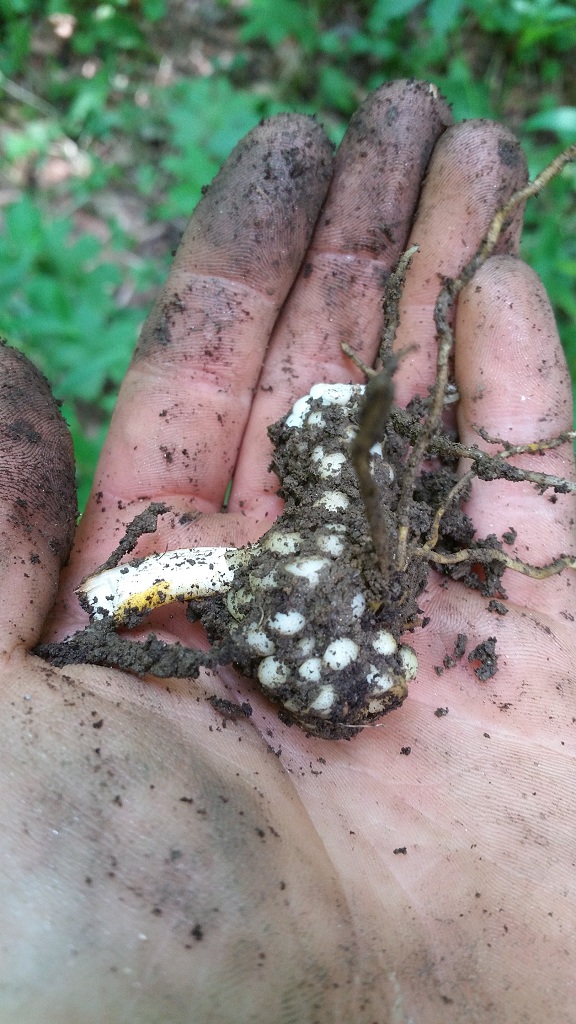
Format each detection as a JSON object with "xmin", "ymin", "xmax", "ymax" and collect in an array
[{"xmin": 0, "ymin": 343, "xmax": 77, "ymax": 653}]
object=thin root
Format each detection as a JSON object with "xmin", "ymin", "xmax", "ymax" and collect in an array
[
  {"xmin": 391, "ymin": 144, "xmax": 576, "ymax": 569},
  {"xmin": 422, "ymin": 546, "xmax": 576, "ymax": 580}
]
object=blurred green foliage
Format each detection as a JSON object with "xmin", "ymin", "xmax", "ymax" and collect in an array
[
  {"xmin": 0, "ymin": 0, "xmax": 575, "ymax": 507},
  {"xmin": 0, "ymin": 195, "xmax": 160, "ymax": 507},
  {"xmin": 0, "ymin": 0, "xmax": 166, "ymax": 77}
]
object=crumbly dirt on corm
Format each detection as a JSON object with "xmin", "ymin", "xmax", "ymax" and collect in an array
[{"xmin": 36, "ymin": 384, "xmax": 511, "ymax": 740}]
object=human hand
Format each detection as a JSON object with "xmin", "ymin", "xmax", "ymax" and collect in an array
[{"xmin": 1, "ymin": 80, "xmax": 574, "ymax": 1023}]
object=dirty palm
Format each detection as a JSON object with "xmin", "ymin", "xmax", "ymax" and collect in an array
[{"xmin": 38, "ymin": 135, "xmax": 576, "ymax": 739}]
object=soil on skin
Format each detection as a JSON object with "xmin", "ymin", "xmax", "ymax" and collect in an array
[{"xmin": 468, "ymin": 637, "xmax": 499, "ymax": 680}]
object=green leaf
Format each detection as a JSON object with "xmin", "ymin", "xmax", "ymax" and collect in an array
[
  {"xmin": 428, "ymin": 0, "xmax": 465, "ymax": 36},
  {"xmin": 0, "ymin": 17, "xmax": 31, "ymax": 75},
  {"xmin": 141, "ymin": 0, "xmax": 166, "ymax": 20},
  {"xmin": 525, "ymin": 107, "xmax": 576, "ymax": 141},
  {"xmin": 435, "ymin": 58, "xmax": 493, "ymax": 120},
  {"xmin": 240, "ymin": 0, "xmax": 318, "ymax": 50},
  {"xmin": 65, "ymin": 73, "xmax": 113, "ymax": 133},
  {"xmin": 368, "ymin": 0, "xmax": 424, "ymax": 34},
  {"xmin": 3, "ymin": 120, "xmax": 60, "ymax": 160},
  {"xmin": 317, "ymin": 65, "xmax": 358, "ymax": 115},
  {"xmin": 156, "ymin": 78, "xmax": 265, "ymax": 217}
]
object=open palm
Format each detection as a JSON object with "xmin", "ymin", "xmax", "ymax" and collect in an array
[{"xmin": 1, "ymin": 81, "xmax": 575, "ymax": 1023}]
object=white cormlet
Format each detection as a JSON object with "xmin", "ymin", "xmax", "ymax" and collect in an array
[
  {"xmin": 268, "ymin": 610, "xmax": 306, "ymax": 635},
  {"xmin": 257, "ymin": 657, "xmax": 290, "ymax": 689},
  {"xmin": 285, "ymin": 557, "xmax": 330, "ymax": 586},
  {"xmin": 322, "ymin": 638, "xmax": 359, "ymax": 670}
]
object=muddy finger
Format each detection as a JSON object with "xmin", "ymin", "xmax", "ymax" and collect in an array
[
  {"xmin": 392, "ymin": 120, "xmax": 528, "ymax": 406},
  {"xmin": 86, "ymin": 114, "xmax": 333, "ymax": 519},
  {"xmin": 455, "ymin": 255, "xmax": 576, "ymax": 614},
  {"xmin": 228, "ymin": 79, "xmax": 452, "ymax": 521},
  {"xmin": 0, "ymin": 343, "xmax": 76, "ymax": 651}
]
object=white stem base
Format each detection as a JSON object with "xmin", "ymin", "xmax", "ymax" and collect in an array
[{"xmin": 78, "ymin": 547, "xmax": 248, "ymax": 624}]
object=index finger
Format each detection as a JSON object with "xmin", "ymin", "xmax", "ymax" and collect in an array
[{"xmin": 83, "ymin": 115, "xmax": 334, "ymax": 524}]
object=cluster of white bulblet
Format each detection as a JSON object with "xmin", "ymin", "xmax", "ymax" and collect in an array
[
  {"xmin": 207, "ymin": 383, "xmax": 419, "ymax": 737},
  {"xmin": 79, "ymin": 383, "xmax": 420, "ymax": 739}
]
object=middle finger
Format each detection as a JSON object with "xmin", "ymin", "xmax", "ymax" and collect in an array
[{"xmin": 229, "ymin": 79, "xmax": 453, "ymax": 521}]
